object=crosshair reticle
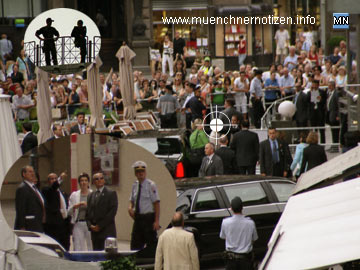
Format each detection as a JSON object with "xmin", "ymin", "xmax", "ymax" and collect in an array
[{"xmin": 200, "ymin": 105, "xmax": 232, "ymax": 145}]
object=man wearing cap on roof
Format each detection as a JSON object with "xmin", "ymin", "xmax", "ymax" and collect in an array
[
  {"xmin": 220, "ymin": 196, "xmax": 258, "ymax": 270},
  {"xmin": 128, "ymin": 161, "xmax": 160, "ymax": 250},
  {"xmin": 35, "ymin": 18, "xmax": 60, "ymax": 66},
  {"xmin": 200, "ymin": 57, "xmax": 214, "ymax": 77},
  {"xmin": 156, "ymin": 85, "xmax": 180, "ymax": 128},
  {"xmin": 249, "ymin": 69, "xmax": 265, "ymax": 129}
]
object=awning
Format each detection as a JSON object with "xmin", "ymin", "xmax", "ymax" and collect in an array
[
  {"xmin": 152, "ymin": 0, "xmax": 208, "ymax": 10},
  {"xmin": 216, "ymin": 4, "xmax": 273, "ymax": 16},
  {"xmin": 293, "ymin": 145, "xmax": 360, "ymax": 195},
  {"xmin": 259, "ymin": 177, "xmax": 360, "ymax": 270}
]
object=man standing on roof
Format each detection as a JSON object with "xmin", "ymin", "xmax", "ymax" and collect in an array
[{"xmin": 35, "ymin": 18, "xmax": 59, "ymax": 66}]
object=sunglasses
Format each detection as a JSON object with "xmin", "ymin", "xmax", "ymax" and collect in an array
[{"xmin": 94, "ymin": 176, "xmax": 104, "ymax": 180}]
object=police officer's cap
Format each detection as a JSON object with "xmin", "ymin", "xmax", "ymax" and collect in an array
[
  {"xmin": 46, "ymin": 18, "xmax": 54, "ymax": 23},
  {"xmin": 231, "ymin": 196, "xmax": 243, "ymax": 212},
  {"xmin": 132, "ymin": 160, "xmax": 147, "ymax": 171}
]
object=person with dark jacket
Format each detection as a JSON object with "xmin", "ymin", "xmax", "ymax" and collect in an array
[
  {"xmin": 199, "ymin": 143, "xmax": 223, "ymax": 177},
  {"xmin": 326, "ymin": 81, "xmax": 340, "ymax": 152},
  {"xmin": 230, "ymin": 120, "xmax": 259, "ymax": 175},
  {"xmin": 21, "ymin": 122, "xmax": 38, "ymax": 154},
  {"xmin": 293, "ymin": 82, "xmax": 309, "ymax": 128},
  {"xmin": 71, "ymin": 20, "xmax": 87, "ymax": 63},
  {"xmin": 35, "ymin": 18, "xmax": 59, "ymax": 66},
  {"xmin": 185, "ymin": 86, "xmax": 206, "ymax": 122},
  {"xmin": 300, "ymin": 131, "xmax": 327, "ymax": 174},
  {"xmin": 259, "ymin": 127, "xmax": 291, "ymax": 177},
  {"xmin": 42, "ymin": 172, "xmax": 71, "ymax": 250},
  {"xmin": 215, "ymin": 136, "xmax": 237, "ymax": 175}
]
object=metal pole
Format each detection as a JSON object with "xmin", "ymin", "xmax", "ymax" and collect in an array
[
  {"xmin": 36, "ymin": 44, "xmax": 39, "ymax": 66},
  {"xmin": 61, "ymin": 37, "xmax": 65, "ymax": 65},
  {"xmin": 357, "ymin": 15, "xmax": 360, "ymax": 130},
  {"xmin": 89, "ymin": 40, "xmax": 92, "ymax": 62}
]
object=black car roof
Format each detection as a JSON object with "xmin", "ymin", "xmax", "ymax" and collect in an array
[
  {"xmin": 175, "ymin": 175, "xmax": 294, "ymax": 190},
  {"xmin": 125, "ymin": 129, "xmax": 187, "ymax": 139}
]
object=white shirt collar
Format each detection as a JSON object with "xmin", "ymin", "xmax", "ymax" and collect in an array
[{"xmin": 208, "ymin": 153, "xmax": 214, "ymax": 160}]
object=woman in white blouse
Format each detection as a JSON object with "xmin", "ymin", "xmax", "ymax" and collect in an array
[{"xmin": 68, "ymin": 173, "xmax": 93, "ymax": 251}]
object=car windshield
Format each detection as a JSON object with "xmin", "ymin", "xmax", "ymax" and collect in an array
[
  {"xmin": 128, "ymin": 137, "xmax": 182, "ymax": 155},
  {"xmin": 129, "ymin": 138, "xmax": 158, "ymax": 154}
]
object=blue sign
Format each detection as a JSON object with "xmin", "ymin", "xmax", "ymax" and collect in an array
[{"xmin": 333, "ymin": 13, "xmax": 349, "ymax": 29}]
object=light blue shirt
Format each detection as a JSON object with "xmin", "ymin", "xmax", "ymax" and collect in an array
[
  {"xmin": 279, "ymin": 74, "xmax": 295, "ymax": 94},
  {"xmin": 284, "ymin": 54, "xmax": 298, "ymax": 71},
  {"xmin": 290, "ymin": 143, "xmax": 308, "ymax": 176},
  {"xmin": 130, "ymin": 178, "xmax": 160, "ymax": 214},
  {"xmin": 249, "ymin": 77, "xmax": 263, "ymax": 97},
  {"xmin": 270, "ymin": 139, "xmax": 280, "ymax": 163},
  {"xmin": 220, "ymin": 214, "xmax": 258, "ymax": 254}
]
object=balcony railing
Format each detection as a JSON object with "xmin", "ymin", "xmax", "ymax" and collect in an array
[{"xmin": 24, "ymin": 36, "xmax": 101, "ymax": 66}]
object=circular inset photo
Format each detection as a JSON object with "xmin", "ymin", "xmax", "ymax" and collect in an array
[
  {"xmin": 0, "ymin": 134, "xmax": 176, "ymax": 268},
  {"xmin": 24, "ymin": 8, "xmax": 101, "ymax": 75}
]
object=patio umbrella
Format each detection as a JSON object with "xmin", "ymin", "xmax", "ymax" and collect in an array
[
  {"xmin": 116, "ymin": 44, "xmax": 136, "ymax": 120},
  {"xmin": 87, "ymin": 55, "xmax": 105, "ymax": 128},
  {"xmin": 36, "ymin": 67, "xmax": 53, "ymax": 144}
]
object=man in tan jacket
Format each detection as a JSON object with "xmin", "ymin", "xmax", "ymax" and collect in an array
[{"xmin": 155, "ymin": 212, "xmax": 200, "ymax": 270}]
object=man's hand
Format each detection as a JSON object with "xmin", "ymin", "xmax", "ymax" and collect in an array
[
  {"xmin": 153, "ymin": 221, "xmax": 160, "ymax": 231},
  {"xmin": 128, "ymin": 208, "xmax": 135, "ymax": 219},
  {"xmin": 90, "ymin": 225, "xmax": 100, "ymax": 232},
  {"xmin": 261, "ymin": 173, "xmax": 266, "ymax": 177},
  {"xmin": 283, "ymin": 171, "xmax": 288, "ymax": 178}
]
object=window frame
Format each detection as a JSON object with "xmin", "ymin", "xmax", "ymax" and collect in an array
[{"xmin": 190, "ymin": 186, "xmax": 227, "ymax": 214}]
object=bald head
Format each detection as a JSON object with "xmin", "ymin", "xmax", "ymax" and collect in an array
[{"xmin": 171, "ymin": 212, "xmax": 184, "ymax": 227}]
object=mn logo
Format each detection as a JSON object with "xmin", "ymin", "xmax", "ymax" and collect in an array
[{"xmin": 333, "ymin": 13, "xmax": 349, "ymax": 29}]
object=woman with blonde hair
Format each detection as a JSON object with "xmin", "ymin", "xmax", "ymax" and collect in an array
[{"xmin": 299, "ymin": 131, "xmax": 327, "ymax": 174}]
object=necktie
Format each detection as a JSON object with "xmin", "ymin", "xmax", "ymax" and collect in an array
[
  {"xmin": 272, "ymin": 140, "xmax": 279, "ymax": 164},
  {"xmin": 33, "ymin": 185, "xmax": 46, "ymax": 223},
  {"xmin": 135, "ymin": 183, "xmax": 142, "ymax": 215},
  {"xmin": 205, "ymin": 157, "xmax": 210, "ymax": 171}
]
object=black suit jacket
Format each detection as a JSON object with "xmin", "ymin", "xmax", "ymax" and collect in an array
[
  {"xmin": 327, "ymin": 90, "xmax": 339, "ymax": 124},
  {"xmin": 309, "ymin": 89, "xmax": 327, "ymax": 124},
  {"xmin": 294, "ymin": 91, "xmax": 309, "ymax": 124},
  {"xmin": 230, "ymin": 130, "xmax": 259, "ymax": 166},
  {"xmin": 70, "ymin": 124, "xmax": 82, "ymax": 134},
  {"xmin": 215, "ymin": 146, "xmax": 237, "ymax": 174},
  {"xmin": 41, "ymin": 181, "xmax": 69, "ymax": 225},
  {"xmin": 21, "ymin": 132, "xmax": 38, "ymax": 154},
  {"xmin": 15, "ymin": 182, "xmax": 44, "ymax": 232},
  {"xmin": 86, "ymin": 186, "xmax": 118, "ymax": 239},
  {"xmin": 198, "ymin": 154, "xmax": 224, "ymax": 177},
  {"xmin": 259, "ymin": 139, "xmax": 290, "ymax": 176},
  {"xmin": 300, "ymin": 144, "xmax": 327, "ymax": 174}
]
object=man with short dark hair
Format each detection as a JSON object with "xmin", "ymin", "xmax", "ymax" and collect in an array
[
  {"xmin": 86, "ymin": 172, "xmax": 118, "ymax": 250},
  {"xmin": 173, "ymin": 31, "xmax": 186, "ymax": 58},
  {"xmin": 230, "ymin": 120, "xmax": 259, "ymax": 175},
  {"xmin": 21, "ymin": 122, "xmax": 38, "ymax": 154},
  {"xmin": 215, "ymin": 136, "xmax": 237, "ymax": 175},
  {"xmin": 185, "ymin": 85, "xmax": 206, "ymax": 122},
  {"xmin": 47, "ymin": 124, "xmax": 64, "ymax": 141},
  {"xmin": 70, "ymin": 111, "xmax": 86, "ymax": 134},
  {"xmin": 309, "ymin": 79, "xmax": 327, "ymax": 144},
  {"xmin": 15, "ymin": 165, "xmax": 45, "ymax": 232},
  {"xmin": 35, "ymin": 18, "xmax": 59, "ymax": 66},
  {"xmin": 249, "ymin": 69, "xmax": 264, "ymax": 129},
  {"xmin": 199, "ymin": 143, "xmax": 224, "ymax": 177},
  {"xmin": 155, "ymin": 212, "xmax": 199, "ymax": 270},
  {"xmin": 71, "ymin": 20, "xmax": 87, "ymax": 63},
  {"xmin": 157, "ymin": 85, "xmax": 180, "ymax": 128},
  {"xmin": 220, "ymin": 197, "xmax": 258, "ymax": 270}
]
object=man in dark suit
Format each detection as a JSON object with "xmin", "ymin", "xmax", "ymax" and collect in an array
[
  {"xmin": 47, "ymin": 124, "xmax": 64, "ymax": 142},
  {"xmin": 199, "ymin": 143, "xmax": 224, "ymax": 177},
  {"xmin": 71, "ymin": 20, "xmax": 87, "ymax": 63},
  {"xmin": 15, "ymin": 165, "xmax": 45, "ymax": 232},
  {"xmin": 21, "ymin": 122, "xmax": 38, "ymax": 154},
  {"xmin": 230, "ymin": 120, "xmax": 259, "ymax": 175},
  {"xmin": 70, "ymin": 111, "xmax": 87, "ymax": 134},
  {"xmin": 308, "ymin": 80, "xmax": 327, "ymax": 144},
  {"xmin": 86, "ymin": 172, "xmax": 118, "ymax": 250},
  {"xmin": 326, "ymin": 81, "xmax": 340, "ymax": 152},
  {"xmin": 220, "ymin": 99, "xmax": 242, "ymax": 135},
  {"xmin": 42, "ymin": 172, "xmax": 71, "ymax": 250},
  {"xmin": 293, "ymin": 82, "xmax": 309, "ymax": 129},
  {"xmin": 215, "ymin": 136, "xmax": 237, "ymax": 174},
  {"xmin": 259, "ymin": 127, "xmax": 290, "ymax": 177}
]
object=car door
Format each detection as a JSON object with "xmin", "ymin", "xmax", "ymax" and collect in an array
[
  {"xmin": 218, "ymin": 181, "xmax": 281, "ymax": 260},
  {"xmin": 266, "ymin": 180, "xmax": 295, "ymax": 212},
  {"xmin": 186, "ymin": 186, "xmax": 231, "ymax": 258}
]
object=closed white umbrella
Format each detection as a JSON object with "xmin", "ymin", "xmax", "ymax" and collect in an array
[
  {"xmin": 116, "ymin": 44, "xmax": 136, "ymax": 120},
  {"xmin": 36, "ymin": 67, "xmax": 53, "ymax": 144},
  {"xmin": 87, "ymin": 56, "xmax": 105, "ymax": 128}
]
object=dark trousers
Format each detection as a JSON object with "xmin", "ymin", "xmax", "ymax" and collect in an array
[
  {"xmin": 185, "ymin": 113, "xmax": 192, "ymax": 129},
  {"xmin": 226, "ymin": 259, "xmax": 252, "ymax": 270},
  {"xmin": 329, "ymin": 121, "xmax": 340, "ymax": 144},
  {"xmin": 340, "ymin": 113, "xmax": 348, "ymax": 146},
  {"xmin": 44, "ymin": 222, "xmax": 70, "ymax": 250},
  {"xmin": 310, "ymin": 114, "xmax": 325, "ymax": 144},
  {"xmin": 91, "ymin": 232, "xmax": 106, "ymax": 251},
  {"xmin": 272, "ymin": 162, "xmax": 283, "ymax": 177},
  {"xmin": 160, "ymin": 112, "xmax": 177, "ymax": 128},
  {"xmin": 79, "ymin": 44, "xmax": 87, "ymax": 63},
  {"xmin": 251, "ymin": 97, "xmax": 264, "ymax": 129},
  {"xmin": 44, "ymin": 43, "xmax": 58, "ymax": 66},
  {"xmin": 131, "ymin": 213, "xmax": 157, "ymax": 250},
  {"xmin": 238, "ymin": 165, "xmax": 256, "ymax": 175}
]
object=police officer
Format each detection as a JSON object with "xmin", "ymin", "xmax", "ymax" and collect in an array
[
  {"xmin": 220, "ymin": 197, "xmax": 258, "ymax": 270},
  {"xmin": 71, "ymin": 20, "xmax": 87, "ymax": 63},
  {"xmin": 35, "ymin": 18, "xmax": 60, "ymax": 66},
  {"xmin": 128, "ymin": 161, "xmax": 160, "ymax": 250}
]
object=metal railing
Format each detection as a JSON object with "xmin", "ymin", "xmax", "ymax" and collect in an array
[{"xmin": 24, "ymin": 36, "xmax": 101, "ymax": 66}]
